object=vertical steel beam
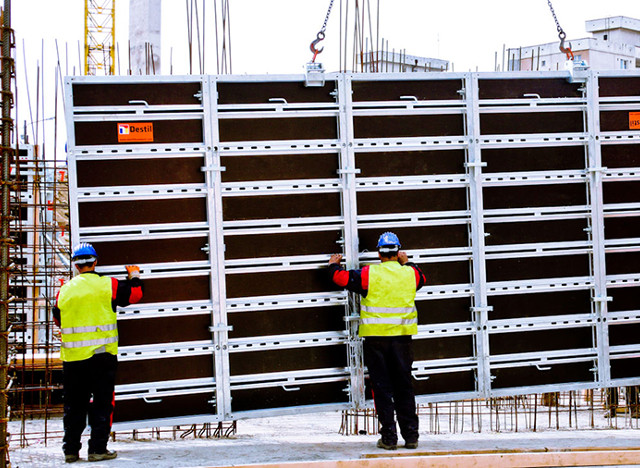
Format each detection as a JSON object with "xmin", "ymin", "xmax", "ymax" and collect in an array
[
  {"xmin": 337, "ymin": 74, "xmax": 364, "ymax": 407},
  {"xmin": 203, "ymin": 76, "xmax": 232, "ymax": 419},
  {"xmin": 0, "ymin": 0, "xmax": 11, "ymax": 465},
  {"xmin": 584, "ymin": 71, "xmax": 610, "ymax": 387},
  {"xmin": 464, "ymin": 73, "xmax": 492, "ymax": 398}
]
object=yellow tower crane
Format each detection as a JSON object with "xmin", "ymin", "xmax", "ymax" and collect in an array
[{"xmin": 84, "ymin": 0, "xmax": 116, "ymax": 75}]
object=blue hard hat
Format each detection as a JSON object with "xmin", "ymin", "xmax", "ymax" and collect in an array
[
  {"xmin": 71, "ymin": 242, "xmax": 98, "ymax": 263},
  {"xmin": 377, "ymin": 232, "xmax": 400, "ymax": 252}
]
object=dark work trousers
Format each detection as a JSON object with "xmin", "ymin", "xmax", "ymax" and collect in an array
[
  {"xmin": 363, "ymin": 335, "xmax": 419, "ymax": 444},
  {"xmin": 62, "ymin": 353, "xmax": 117, "ymax": 455}
]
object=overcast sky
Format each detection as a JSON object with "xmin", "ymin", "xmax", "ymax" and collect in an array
[{"xmin": 10, "ymin": 0, "xmax": 640, "ymax": 146}]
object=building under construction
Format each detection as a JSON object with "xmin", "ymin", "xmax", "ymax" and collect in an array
[{"xmin": 5, "ymin": 1, "xmax": 640, "ymax": 468}]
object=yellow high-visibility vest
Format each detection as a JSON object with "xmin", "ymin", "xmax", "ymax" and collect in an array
[
  {"xmin": 58, "ymin": 273, "xmax": 117, "ymax": 362},
  {"xmin": 359, "ymin": 261, "xmax": 418, "ymax": 337}
]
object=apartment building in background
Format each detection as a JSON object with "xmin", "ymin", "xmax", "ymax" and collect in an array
[{"xmin": 507, "ymin": 16, "xmax": 640, "ymax": 71}]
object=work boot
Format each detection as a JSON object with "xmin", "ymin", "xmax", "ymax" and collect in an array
[
  {"xmin": 65, "ymin": 453, "xmax": 80, "ymax": 463},
  {"xmin": 88, "ymin": 450, "xmax": 117, "ymax": 462},
  {"xmin": 404, "ymin": 440, "xmax": 419, "ymax": 449},
  {"xmin": 376, "ymin": 438, "xmax": 397, "ymax": 450}
]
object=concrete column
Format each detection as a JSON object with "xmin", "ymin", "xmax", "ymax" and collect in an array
[{"xmin": 129, "ymin": 0, "xmax": 161, "ymax": 74}]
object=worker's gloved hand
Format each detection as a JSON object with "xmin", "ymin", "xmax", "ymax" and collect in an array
[
  {"xmin": 329, "ymin": 254, "xmax": 343, "ymax": 265},
  {"xmin": 125, "ymin": 265, "xmax": 140, "ymax": 279},
  {"xmin": 397, "ymin": 251, "xmax": 408, "ymax": 265}
]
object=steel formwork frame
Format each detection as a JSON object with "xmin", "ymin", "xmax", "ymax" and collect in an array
[{"xmin": 63, "ymin": 69, "xmax": 640, "ymax": 430}]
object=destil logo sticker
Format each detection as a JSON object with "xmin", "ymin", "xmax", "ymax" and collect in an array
[{"xmin": 117, "ymin": 122, "xmax": 154, "ymax": 142}]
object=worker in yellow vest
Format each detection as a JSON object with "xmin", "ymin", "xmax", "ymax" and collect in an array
[
  {"xmin": 53, "ymin": 243, "xmax": 143, "ymax": 463},
  {"xmin": 328, "ymin": 232, "xmax": 425, "ymax": 451}
]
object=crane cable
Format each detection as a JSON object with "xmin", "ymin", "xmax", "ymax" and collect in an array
[
  {"xmin": 546, "ymin": 0, "xmax": 574, "ymax": 60},
  {"xmin": 310, "ymin": 0, "xmax": 335, "ymax": 62}
]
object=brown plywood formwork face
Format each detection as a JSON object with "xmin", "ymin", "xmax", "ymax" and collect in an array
[
  {"xmin": 356, "ymin": 150, "xmax": 466, "ymax": 177},
  {"xmin": 221, "ymin": 153, "xmax": 339, "ymax": 182},
  {"xmin": 77, "ymin": 157, "xmax": 206, "ymax": 187},
  {"xmin": 72, "ymin": 82, "xmax": 203, "ymax": 106},
  {"xmin": 478, "ymin": 78, "xmax": 584, "ymax": 99},
  {"xmin": 351, "ymin": 79, "xmax": 464, "ymax": 101},
  {"xmin": 74, "ymin": 119, "xmax": 204, "ymax": 146},
  {"xmin": 78, "ymin": 198, "xmax": 208, "ymax": 228},
  {"xmin": 65, "ymin": 71, "xmax": 640, "ymax": 428}
]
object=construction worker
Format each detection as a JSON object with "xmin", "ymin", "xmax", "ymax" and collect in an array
[
  {"xmin": 53, "ymin": 243, "xmax": 143, "ymax": 463},
  {"xmin": 328, "ymin": 232, "xmax": 425, "ymax": 450}
]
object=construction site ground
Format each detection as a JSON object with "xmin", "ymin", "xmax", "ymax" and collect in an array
[{"xmin": 8, "ymin": 408, "xmax": 640, "ymax": 467}]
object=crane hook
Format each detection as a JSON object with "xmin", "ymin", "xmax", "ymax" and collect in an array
[
  {"xmin": 558, "ymin": 31, "xmax": 574, "ymax": 60},
  {"xmin": 310, "ymin": 31, "xmax": 326, "ymax": 63}
]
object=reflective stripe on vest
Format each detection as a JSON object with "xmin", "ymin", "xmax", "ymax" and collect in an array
[
  {"xmin": 57, "ymin": 273, "xmax": 117, "ymax": 362},
  {"xmin": 361, "ymin": 317, "xmax": 417, "ymax": 326},
  {"xmin": 61, "ymin": 323, "xmax": 117, "ymax": 334},
  {"xmin": 62, "ymin": 336, "xmax": 118, "ymax": 349},
  {"xmin": 359, "ymin": 261, "xmax": 417, "ymax": 337}
]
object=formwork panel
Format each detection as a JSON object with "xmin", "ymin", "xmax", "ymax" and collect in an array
[
  {"xmin": 218, "ymin": 117, "xmax": 337, "ymax": 142},
  {"xmin": 222, "ymin": 193, "xmax": 341, "ymax": 220},
  {"xmin": 74, "ymin": 120, "xmax": 204, "ymax": 145},
  {"xmin": 488, "ymin": 291, "xmax": 592, "ymax": 320},
  {"xmin": 609, "ymin": 323, "xmax": 640, "ymax": 347},
  {"xmin": 603, "ymin": 181, "xmax": 640, "ymax": 204},
  {"xmin": 351, "ymin": 79, "xmax": 464, "ymax": 101},
  {"xmin": 119, "ymin": 315, "xmax": 211, "ymax": 346},
  {"xmin": 491, "ymin": 362, "xmax": 594, "ymax": 389},
  {"xmin": 598, "ymin": 76, "xmax": 640, "ymax": 97},
  {"xmin": 485, "ymin": 219, "xmax": 589, "ymax": 245},
  {"xmin": 605, "ymin": 252, "xmax": 640, "ymax": 275},
  {"xmin": 358, "ymin": 225, "xmax": 469, "ymax": 251},
  {"xmin": 413, "ymin": 371, "xmax": 476, "ymax": 395},
  {"xmin": 225, "ymin": 269, "xmax": 331, "ymax": 298},
  {"xmin": 356, "ymin": 150, "xmax": 466, "ymax": 177},
  {"xmin": 65, "ymin": 71, "xmax": 640, "ymax": 428},
  {"xmin": 605, "ymin": 216, "xmax": 640, "ymax": 239},
  {"xmin": 221, "ymin": 153, "xmax": 338, "ymax": 182},
  {"xmin": 91, "ymin": 237, "xmax": 208, "ymax": 266},
  {"xmin": 600, "ymin": 110, "xmax": 640, "ymax": 132},
  {"xmin": 489, "ymin": 328, "xmax": 593, "ymax": 355},
  {"xmin": 486, "ymin": 254, "xmax": 591, "ymax": 282},
  {"xmin": 229, "ymin": 346, "xmax": 347, "ymax": 376},
  {"xmin": 601, "ymin": 144, "xmax": 640, "ymax": 167},
  {"xmin": 611, "ymin": 358, "xmax": 640, "ymax": 380},
  {"xmin": 483, "ymin": 184, "xmax": 587, "ymax": 209},
  {"xmin": 217, "ymin": 81, "xmax": 337, "ymax": 104},
  {"xmin": 78, "ymin": 198, "xmax": 208, "ymax": 228},
  {"xmin": 228, "ymin": 306, "xmax": 345, "ymax": 339},
  {"xmin": 118, "ymin": 355, "xmax": 214, "ymax": 384},
  {"xmin": 353, "ymin": 114, "xmax": 464, "ymax": 138},
  {"xmin": 224, "ymin": 230, "xmax": 344, "ymax": 260},
  {"xmin": 482, "ymin": 146, "xmax": 585, "ymax": 173},
  {"xmin": 136, "ymin": 276, "xmax": 210, "ymax": 304},
  {"xmin": 414, "ymin": 336, "xmax": 474, "ymax": 361},
  {"xmin": 230, "ymin": 381, "xmax": 349, "ymax": 412},
  {"xmin": 357, "ymin": 188, "xmax": 467, "ymax": 214},
  {"xmin": 608, "ymin": 287, "xmax": 640, "ymax": 312},
  {"xmin": 114, "ymin": 393, "xmax": 214, "ymax": 423},
  {"xmin": 418, "ymin": 261, "xmax": 471, "ymax": 286},
  {"xmin": 478, "ymin": 78, "xmax": 583, "ymax": 99},
  {"xmin": 416, "ymin": 298, "xmax": 472, "ymax": 325},
  {"xmin": 480, "ymin": 112, "xmax": 584, "ymax": 135},
  {"xmin": 76, "ymin": 157, "xmax": 206, "ymax": 187},
  {"xmin": 72, "ymin": 82, "xmax": 202, "ymax": 106}
]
